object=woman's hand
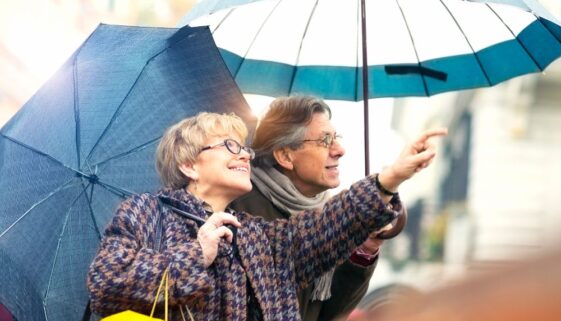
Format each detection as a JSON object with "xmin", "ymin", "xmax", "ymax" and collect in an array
[{"xmin": 197, "ymin": 212, "xmax": 241, "ymax": 268}]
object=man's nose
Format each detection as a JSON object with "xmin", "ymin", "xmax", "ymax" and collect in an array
[{"xmin": 330, "ymin": 139, "xmax": 345, "ymax": 158}]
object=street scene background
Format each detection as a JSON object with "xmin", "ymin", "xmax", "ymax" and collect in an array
[{"xmin": 1, "ymin": 0, "xmax": 561, "ymax": 316}]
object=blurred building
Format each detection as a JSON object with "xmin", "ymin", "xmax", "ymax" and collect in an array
[{"xmin": 375, "ymin": 1, "xmax": 561, "ymax": 292}]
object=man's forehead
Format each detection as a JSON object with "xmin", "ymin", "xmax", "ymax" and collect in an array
[{"xmin": 308, "ymin": 112, "xmax": 335, "ymax": 129}]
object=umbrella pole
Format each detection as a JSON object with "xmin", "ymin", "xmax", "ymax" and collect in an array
[{"xmin": 361, "ymin": 0, "xmax": 370, "ymax": 177}]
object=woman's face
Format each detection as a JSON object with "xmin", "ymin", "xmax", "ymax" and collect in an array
[{"xmin": 187, "ymin": 134, "xmax": 252, "ymax": 200}]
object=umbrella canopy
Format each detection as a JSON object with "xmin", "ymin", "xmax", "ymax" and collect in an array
[
  {"xmin": 182, "ymin": 0, "xmax": 561, "ymax": 175},
  {"xmin": 0, "ymin": 24, "xmax": 255, "ymax": 321},
  {"xmin": 183, "ymin": 0, "xmax": 561, "ymax": 99}
]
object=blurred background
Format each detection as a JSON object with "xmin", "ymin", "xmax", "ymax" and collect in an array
[{"xmin": 1, "ymin": 0, "xmax": 561, "ymax": 317}]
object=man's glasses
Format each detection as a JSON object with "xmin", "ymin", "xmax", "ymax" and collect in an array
[
  {"xmin": 200, "ymin": 138, "xmax": 255, "ymax": 160},
  {"xmin": 301, "ymin": 133, "xmax": 342, "ymax": 148}
]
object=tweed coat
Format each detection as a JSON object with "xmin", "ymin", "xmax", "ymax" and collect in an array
[
  {"xmin": 230, "ymin": 183, "xmax": 380, "ymax": 321},
  {"xmin": 87, "ymin": 175, "xmax": 402, "ymax": 321}
]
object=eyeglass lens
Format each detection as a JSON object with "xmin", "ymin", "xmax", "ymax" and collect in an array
[
  {"xmin": 224, "ymin": 139, "xmax": 255, "ymax": 159},
  {"xmin": 322, "ymin": 134, "xmax": 341, "ymax": 147}
]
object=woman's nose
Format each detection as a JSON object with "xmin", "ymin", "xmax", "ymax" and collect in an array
[{"xmin": 238, "ymin": 148, "xmax": 254, "ymax": 161}]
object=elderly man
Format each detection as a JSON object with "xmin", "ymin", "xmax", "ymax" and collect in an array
[{"xmin": 231, "ymin": 96, "xmax": 397, "ymax": 321}]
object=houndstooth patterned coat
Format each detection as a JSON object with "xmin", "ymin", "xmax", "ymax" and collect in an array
[{"xmin": 87, "ymin": 175, "xmax": 402, "ymax": 320}]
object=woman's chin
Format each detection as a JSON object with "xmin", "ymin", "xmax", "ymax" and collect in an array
[{"xmin": 231, "ymin": 183, "xmax": 253, "ymax": 197}]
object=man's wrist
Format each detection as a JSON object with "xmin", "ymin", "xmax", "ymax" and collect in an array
[{"xmin": 375, "ymin": 173, "xmax": 398, "ymax": 196}]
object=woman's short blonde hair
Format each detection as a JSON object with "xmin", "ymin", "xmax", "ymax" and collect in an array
[{"xmin": 156, "ymin": 112, "xmax": 249, "ymax": 189}]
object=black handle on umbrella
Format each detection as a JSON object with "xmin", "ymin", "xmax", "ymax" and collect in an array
[
  {"xmin": 158, "ymin": 196, "xmax": 207, "ymax": 226},
  {"xmin": 158, "ymin": 196, "xmax": 238, "ymax": 256}
]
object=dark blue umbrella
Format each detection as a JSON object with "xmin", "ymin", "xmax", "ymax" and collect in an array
[{"xmin": 0, "ymin": 24, "xmax": 255, "ymax": 321}]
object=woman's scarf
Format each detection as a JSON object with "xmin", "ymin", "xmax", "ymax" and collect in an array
[{"xmin": 251, "ymin": 166, "xmax": 335, "ymax": 301}]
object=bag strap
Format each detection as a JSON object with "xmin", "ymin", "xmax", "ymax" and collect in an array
[
  {"xmin": 149, "ymin": 266, "xmax": 193, "ymax": 321},
  {"xmin": 150, "ymin": 266, "xmax": 170, "ymax": 321}
]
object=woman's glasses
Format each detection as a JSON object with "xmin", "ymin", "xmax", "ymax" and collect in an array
[{"xmin": 200, "ymin": 139, "xmax": 255, "ymax": 160}]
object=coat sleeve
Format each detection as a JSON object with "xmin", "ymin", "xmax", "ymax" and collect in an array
[
  {"xmin": 266, "ymin": 174, "xmax": 402, "ymax": 293},
  {"xmin": 86, "ymin": 194, "xmax": 211, "ymax": 316}
]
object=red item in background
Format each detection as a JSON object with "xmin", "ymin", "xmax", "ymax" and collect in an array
[{"xmin": 0, "ymin": 303, "xmax": 12, "ymax": 321}]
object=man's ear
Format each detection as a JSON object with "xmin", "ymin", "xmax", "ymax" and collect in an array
[
  {"xmin": 178, "ymin": 163, "xmax": 199, "ymax": 181},
  {"xmin": 273, "ymin": 148, "xmax": 294, "ymax": 170}
]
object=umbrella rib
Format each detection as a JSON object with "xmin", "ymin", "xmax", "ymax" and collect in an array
[
  {"xmin": 91, "ymin": 136, "xmax": 160, "ymax": 168},
  {"xmin": 43, "ymin": 187, "xmax": 86, "ymax": 311},
  {"xmin": 69, "ymin": 26, "xmax": 98, "ymax": 171},
  {"xmin": 485, "ymin": 3, "xmax": 542, "ymax": 71},
  {"xmin": 439, "ymin": 0, "xmax": 492, "ymax": 86},
  {"xmin": 209, "ymin": 8, "xmax": 234, "ymax": 34},
  {"xmin": 0, "ymin": 178, "xmax": 78, "ymax": 239},
  {"xmin": 287, "ymin": 0, "xmax": 321, "ymax": 96},
  {"xmin": 394, "ymin": 0, "xmax": 430, "ymax": 96},
  {"xmin": 229, "ymin": 0, "xmax": 284, "ymax": 78},
  {"xmin": 84, "ymin": 181, "xmax": 103, "ymax": 239},
  {"xmin": 0, "ymin": 133, "xmax": 79, "ymax": 173},
  {"xmin": 97, "ymin": 179, "xmax": 136, "ymax": 199},
  {"xmin": 530, "ymin": 10, "xmax": 561, "ymax": 58},
  {"xmin": 354, "ymin": 0, "xmax": 360, "ymax": 101},
  {"xmin": 72, "ymin": 48, "xmax": 82, "ymax": 169}
]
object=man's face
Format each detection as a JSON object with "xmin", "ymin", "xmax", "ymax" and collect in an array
[{"xmin": 282, "ymin": 112, "xmax": 345, "ymax": 197}]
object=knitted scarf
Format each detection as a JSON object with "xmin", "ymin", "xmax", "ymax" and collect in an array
[{"xmin": 252, "ymin": 166, "xmax": 335, "ymax": 301}]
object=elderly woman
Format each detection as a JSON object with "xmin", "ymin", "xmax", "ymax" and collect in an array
[{"xmin": 87, "ymin": 112, "xmax": 446, "ymax": 320}]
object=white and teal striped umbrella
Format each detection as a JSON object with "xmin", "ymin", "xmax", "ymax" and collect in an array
[
  {"xmin": 182, "ymin": 0, "xmax": 561, "ymax": 175},
  {"xmin": 183, "ymin": 0, "xmax": 561, "ymax": 100}
]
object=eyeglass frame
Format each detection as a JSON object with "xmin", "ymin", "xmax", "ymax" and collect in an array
[
  {"xmin": 300, "ymin": 133, "xmax": 343, "ymax": 148},
  {"xmin": 199, "ymin": 138, "xmax": 255, "ymax": 160}
]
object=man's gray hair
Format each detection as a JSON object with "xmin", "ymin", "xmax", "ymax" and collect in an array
[{"xmin": 252, "ymin": 96, "xmax": 331, "ymax": 167}]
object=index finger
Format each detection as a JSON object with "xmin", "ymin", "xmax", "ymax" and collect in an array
[{"xmin": 416, "ymin": 128, "xmax": 448, "ymax": 143}]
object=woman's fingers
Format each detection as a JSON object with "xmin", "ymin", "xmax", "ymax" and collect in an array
[
  {"xmin": 211, "ymin": 226, "xmax": 234, "ymax": 243},
  {"xmin": 206, "ymin": 212, "xmax": 241, "ymax": 228},
  {"xmin": 197, "ymin": 212, "xmax": 240, "ymax": 267}
]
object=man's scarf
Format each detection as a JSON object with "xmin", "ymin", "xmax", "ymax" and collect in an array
[{"xmin": 252, "ymin": 166, "xmax": 335, "ymax": 301}]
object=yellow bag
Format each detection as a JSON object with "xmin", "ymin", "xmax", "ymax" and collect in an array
[{"xmin": 101, "ymin": 267, "xmax": 194, "ymax": 321}]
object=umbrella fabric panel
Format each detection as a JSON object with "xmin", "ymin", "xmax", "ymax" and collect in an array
[
  {"xmin": 0, "ymin": 250, "xmax": 45, "ymax": 321},
  {"xmin": 514, "ymin": 17, "xmax": 561, "ymax": 70},
  {"xmin": 93, "ymin": 143, "xmax": 161, "ymax": 224},
  {"xmin": 0, "ymin": 137, "xmax": 77, "ymax": 232},
  {"xmin": 75, "ymin": 25, "xmax": 177, "ymax": 168},
  {"xmin": 42, "ymin": 194, "xmax": 104, "ymax": 321},
  {"xmin": 1, "ymin": 65, "xmax": 78, "ymax": 167},
  {"xmin": 88, "ymin": 185, "xmax": 133, "ymax": 238},
  {"xmin": 0, "ymin": 184, "xmax": 91, "ymax": 321}
]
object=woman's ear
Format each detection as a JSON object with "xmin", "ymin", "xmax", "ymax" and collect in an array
[
  {"xmin": 273, "ymin": 148, "xmax": 294, "ymax": 170},
  {"xmin": 179, "ymin": 163, "xmax": 199, "ymax": 181}
]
